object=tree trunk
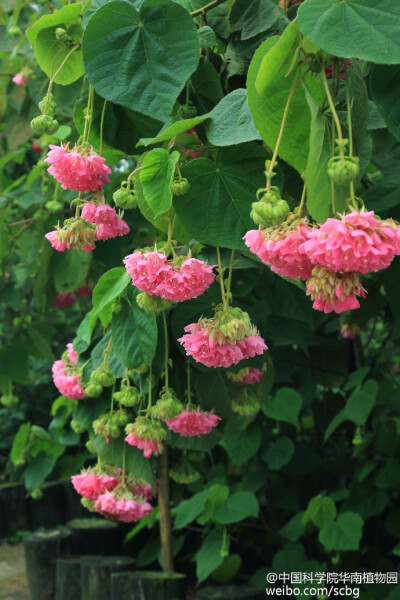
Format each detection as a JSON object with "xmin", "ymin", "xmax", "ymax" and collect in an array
[
  {"xmin": 158, "ymin": 445, "xmax": 174, "ymax": 572},
  {"xmin": 67, "ymin": 517, "xmax": 120, "ymax": 555},
  {"xmin": 80, "ymin": 555, "xmax": 135, "ymax": 600},
  {"xmin": 24, "ymin": 530, "xmax": 72, "ymax": 600},
  {"xmin": 55, "ymin": 557, "xmax": 82, "ymax": 600}
]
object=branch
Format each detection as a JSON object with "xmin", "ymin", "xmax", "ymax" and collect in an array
[{"xmin": 190, "ymin": 0, "xmax": 227, "ymax": 17}]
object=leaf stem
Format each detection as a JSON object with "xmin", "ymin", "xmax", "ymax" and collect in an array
[
  {"xmin": 344, "ymin": 61, "xmax": 356, "ymax": 201},
  {"xmin": 216, "ymin": 247, "xmax": 227, "ymax": 310},
  {"xmin": 186, "ymin": 360, "xmax": 192, "ymax": 407},
  {"xmin": 146, "ymin": 363, "xmax": 153, "ymax": 414},
  {"xmin": 99, "ymin": 99, "xmax": 107, "ymax": 156},
  {"xmin": 162, "ymin": 310, "xmax": 169, "ymax": 390},
  {"xmin": 47, "ymin": 45, "xmax": 79, "ymax": 100},
  {"xmin": 190, "ymin": 0, "xmax": 226, "ymax": 17},
  {"xmin": 226, "ymin": 249, "xmax": 235, "ymax": 300},
  {"xmin": 321, "ymin": 66, "xmax": 345, "ymax": 160},
  {"xmin": 266, "ymin": 76, "xmax": 303, "ymax": 192}
]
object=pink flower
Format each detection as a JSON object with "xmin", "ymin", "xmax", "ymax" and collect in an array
[
  {"xmin": 76, "ymin": 285, "xmax": 92, "ymax": 296},
  {"xmin": 66, "ymin": 343, "xmax": 78, "ymax": 365},
  {"xmin": 178, "ymin": 324, "xmax": 267, "ymax": 368},
  {"xmin": 71, "ymin": 472, "xmax": 119, "ymax": 500},
  {"xmin": 81, "ymin": 202, "xmax": 130, "ymax": 241},
  {"xmin": 244, "ymin": 224, "xmax": 313, "ymax": 280},
  {"xmin": 94, "ymin": 492, "xmax": 153, "ymax": 523},
  {"xmin": 124, "ymin": 433, "xmax": 160, "ymax": 459},
  {"xmin": 12, "ymin": 73, "xmax": 27, "ymax": 85},
  {"xmin": 133, "ymin": 482, "xmax": 154, "ymax": 501},
  {"xmin": 45, "ymin": 230, "xmax": 67, "ymax": 252},
  {"xmin": 52, "ymin": 292, "xmax": 77, "ymax": 308},
  {"xmin": 31, "ymin": 141, "xmax": 42, "ymax": 153},
  {"xmin": 123, "ymin": 251, "xmax": 215, "ymax": 302},
  {"xmin": 340, "ymin": 323, "xmax": 361, "ymax": 339},
  {"xmin": 306, "ymin": 267, "xmax": 366, "ymax": 314},
  {"xmin": 45, "ymin": 144, "xmax": 111, "ymax": 192},
  {"xmin": 299, "ymin": 210, "xmax": 400, "ymax": 274},
  {"xmin": 229, "ymin": 367, "xmax": 263, "ymax": 385},
  {"xmin": 52, "ymin": 360, "xmax": 85, "ymax": 399},
  {"xmin": 166, "ymin": 409, "xmax": 221, "ymax": 437}
]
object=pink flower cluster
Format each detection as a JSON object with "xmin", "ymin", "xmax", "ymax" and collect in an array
[
  {"xmin": 178, "ymin": 323, "xmax": 267, "ymax": 368},
  {"xmin": 71, "ymin": 471, "xmax": 119, "ymax": 500},
  {"xmin": 124, "ymin": 433, "xmax": 160, "ymax": 459},
  {"xmin": 81, "ymin": 202, "xmax": 130, "ymax": 241},
  {"xmin": 52, "ymin": 360, "xmax": 84, "ymax": 399},
  {"xmin": 229, "ymin": 367, "xmax": 263, "ymax": 385},
  {"xmin": 52, "ymin": 343, "xmax": 84, "ymax": 399},
  {"xmin": 123, "ymin": 251, "xmax": 215, "ymax": 302},
  {"xmin": 306, "ymin": 268, "xmax": 366, "ymax": 314},
  {"xmin": 166, "ymin": 410, "xmax": 221, "ymax": 437},
  {"xmin": 340, "ymin": 323, "xmax": 361, "ymax": 339},
  {"xmin": 45, "ymin": 228, "xmax": 95, "ymax": 253},
  {"xmin": 52, "ymin": 292, "xmax": 77, "ymax": 308},
  {"xmin": 94, "ymin": 492, "xmax": 152, "ymax": 523},
  {"xmin": 299, "ymin": 211, "xmax": 400, "ymax": 274},
  {"xmin": 12, "ymin": 73, "xmax": 27, "ymax": 85},
  {"xmin": 45, "ymin": 145, "xmax": 111, "ymax": 192},
  {"xmin": 244, "ymin": 225, "xmax": 313, "ymax": 280}
]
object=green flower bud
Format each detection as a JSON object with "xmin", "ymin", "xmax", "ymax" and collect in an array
[
  {"xmin": 113, "ymin": 186, "xmax": 138, "ymax": 209},
  {"xmin": 70, "ymin": 419, "xmax": 86, "ymax": 434},
  {"xmin": 327, "ymin": 156, "xmax": 359, "ymax": 186},
  {"xmin": 85, "ymin": 440, "xmax": 95, "ymax": 454},
  {"xmin": 31, "ymin": 114, "xmax": 59, "ymax": 135},
  {"xmin": 171, "ymin": 178, "xmax": 190, "ymax": 196},
  {"xmin": 1, "ymin": 394, "xmax": 19, "ymax": 407},
  {"xmin": 111, "ymin": 410, "xmax": 129, "ymax": 427},
  {"xmin": 151, "ymin": 388, "xmax": 182, "ymax": 420},
  {"xmin": 114, "ymin": 386, "xmax": 141, "ymax": 407},
  {"xmin": 250, "ymin": 188, "xmax": 289, "ymax": 227},
  {"xmin": 8, "ymin": 25, "xmax": 22, "ymax": 37},
  {"xmin": 33, "ymin": 208, "xmax": 48, "ymax": 222},
  {"xmin": 96, "ymin": 369, "xmax": 116, "ymax": 387},
  {"xmin": 55, "ymin": 27, "xmax": 72, "ymax": 44},
  {"xmin": 136, "ymin": 292, "xmax": 172, "ymax": 314},
  {"xmin": 30, "ymin": 487, "xmax": 43, "ymax": 500},
  {"xmin": 170, "ymin": 462, "xmax": 201, "ymax": 484},
  {"xmin": 39, "ymin": 93, "xmax": 56, "ymax": 116},
  {"xmin": 178, "ymin": 104, "xmax": 197, "ymax": 119},
  {"xmin": 84, "ymin": 383, "xmax": 103, "ymax": 398}
]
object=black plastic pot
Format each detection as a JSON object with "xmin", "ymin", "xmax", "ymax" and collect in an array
[{"xmin": 111, "ymin": 571, "xmax": 187, "ymax": 600}]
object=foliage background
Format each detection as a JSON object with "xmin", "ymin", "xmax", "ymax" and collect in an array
[{"xmin": 1, "ymin": 0, "xmax": 400, "ymax": 596}]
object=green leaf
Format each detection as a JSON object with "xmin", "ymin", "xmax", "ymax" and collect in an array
[
  {"xmin": 111, "ymin": 290, "xmax": 157, "ymax": 369},
  {"xmin": 92, "ymin": 267, "xmax": 130, "ymax": 326},
  {"xmin": 375, "ymin": 458, "xmax": 400, "ymax": 490},
  {"xmin": 73, "ymin": 310, "xmax": 98, "ymax": 353},
  {"xmin": 318, "ymin": 512, "xmax": 364, "ymax": 551},
  {"xmin": 195, "ymin": 529, "xmax": 225, "ymax": 583},
  {"xmin": 343, "ymin": 367, "xmax": 370, "ymax": 392},
  {"xmin": 174, "ymin": 489, "xmax": 209, "ymax": 529},
  {"xmin": 345, "ymin": 380, "xmax": 378, "ymax": 426},
  {"xmin": 140, "ymin": 114, "xmax": 210, "ymax": 146},
  {"xmin": 140, "ymin": 149, "xmax": 179, "ymax": 217},
  {"xmin": 23, "ymin": 451, "xmax": 58, "ymax": 493},
  {"xmin": 73, "ymin": 395, "xmax": 110, "ymax": 429},
  {"xmin": 303, "ymin": 495, "xmax": 337, "ymax": 529},
  {"xmin": 229, "ymin": 0, "xmax": 288, "ymax": 40},
  {"xmin": 10, "ymin": 423, "xmax": 30, "ymax": 466},
  {"xmin": 53, "ymin": 249, "xmax": 92, "ymax": 293},
  {"xmin": 215, "ymin": 491, "xmax": 259, "ymax": 524},
  {"xmin": 279, "ymin": 512, "xmax": 306, "ymax": 542},
  {"xmin": 262, "ymin": 387, "xmax": 303, "ymax": 427},
  {"xmin": 198, "ymin": 25, "xmax": 223, "ymax": 51},
  {"xmin": 27, "ymin": 4, "xmax": 84, "ymax": 85},
  {"xmin": 167, "ymin": 429, "xmax": 222, "ymax": 452},
  {"xmin": 174, "ymin": 143, "xmax": 267, "ymax": 250},
  {"xmin": 298, "ymin": 0, "xmax": 400, "ymax": 65},
  {"xmin": 224, "ymin": 421, "xmax": 261, "ymax": 466},
  {"xmin": 263, "ymin": 436, "xmax": 294, "ymax": 470},
  {"xmin": 191, "ymin": 56, "xmax": 224, "ymax": 114},
  {"xmin": 206, "ymin": 89, "xmax": 261, "ymax": 146},
  {"xmin": 91, "ymin": 434, "xmax": 155, "ymax": 487},
  {"xmin": 82, "ymin": 0, "xmax": 199, "ymax": 122},
  {"xmin": 324, "ymin": 409, "xmax": 347, "ymax": 443},
  {"xmin": 350, "ymin": 60, "xmax": 368, "ymax": 156},
  {"xmin": 211, "ymin": 554, "xmax": 242, "ymax": 584},
  {"xmin": 247, "ymin": 22, "xmax": 324, "ymax": 173},
  {"xmin": 370, "ymin": 64, "xmax": 400, "ymax": 140}
]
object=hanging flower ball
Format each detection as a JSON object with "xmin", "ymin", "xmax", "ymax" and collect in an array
[
  {"xmin": 94, "ymin": 489, "xmax": 153, "ymax": 523},
  {"xmin": 52, "ymin": 343, "xmax": 84, "ymax": 399},
  {"xmin": 125, "ymin": 417, "xmax": 166, "ymax": 458},
  {"xmin": 45, "ymin": 218, "xmax": 97, "ymax": 252},
  {"xmin": 71, "ymin": 468, "xmax": 120, "ymax": 501},
  {"xmin": 179, "ymin": 307, "xmax": 267, "ymax": 368},
  {"xmin": 299, "ymin": 210, "xmax": 400, "ymax": 274},
  {"xmin": 45, "ymin": 144, "xmax": 111, "ymax": 193},
  {"xmin": 306, "ymin": 266, "xmax": 366, "ymax": 314},
  {"xmin": 81, "ymin": 202, "xmax": 130, "ymax": 241},
  {"xmin": 166, "ymin": 408, "xmax": 221, "ymax": 437},
  {"xmin": 123, "ymin": 250, "xmax": 215, "ymax": 302},
  {"xmin": 340, "ymin": 323, "xmax": 361, "ymax": 339},
  {"xmin": 244, "ymin": 222, "xmax": 313, "ymax": 280},
  {"xmin": 228, "ymin": 367, "xmax": 263, "ymax": 385}
]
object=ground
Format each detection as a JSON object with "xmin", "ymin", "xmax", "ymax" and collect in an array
[{"xmin": 0, "ymin": 543, "xmax": 28, "ymax": 600}]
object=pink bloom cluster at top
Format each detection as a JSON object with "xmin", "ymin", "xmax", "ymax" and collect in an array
[
  {"xmin": 45, "ymin": 230, "xmax": 95, "ymax": 253},
  {"xmin": 81, "ymin": 203, "xmax": 130, "ymax": 241},
  {"xmin": 45, "ymin": 145, "xmax": 111, "ymax": 193},
  {"xmin": 124, "ymin": 433, "xmax": 160, "ymax": 459},
  {"xmin": 71, "ymin": 471, "xmax": 119, "ymax": 500},
  {"xmin": 52, "ymin": 292, "xmax": 77, "ymax": 308},
  {"xmin": 52, "ymin": 360, "xmax": 84, "ymax": 399},
  {"xmin": 244, "ymin": 226, "xmax": 313, "ymax": 280},
  {"xmin": 178, "ymin": 323, "xmax": 267, "ymax": 368},
  {"xmin": 299, "ymin": 211, "xmax": 400, "ymax": 274},
  {"xmin": 166, "ymin": 410, "xmax": 221, "ymax": 437},
  {"xmin": 123, "ymin": 251, "xmax": 215, "ymax": 302},
  {"xmin": 12, "ymin": 73, "xmax": 27, "ymax": 85},
  {"xmin": 94, "ymin": 492, "xmax": 152, "ymax": 523}
]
